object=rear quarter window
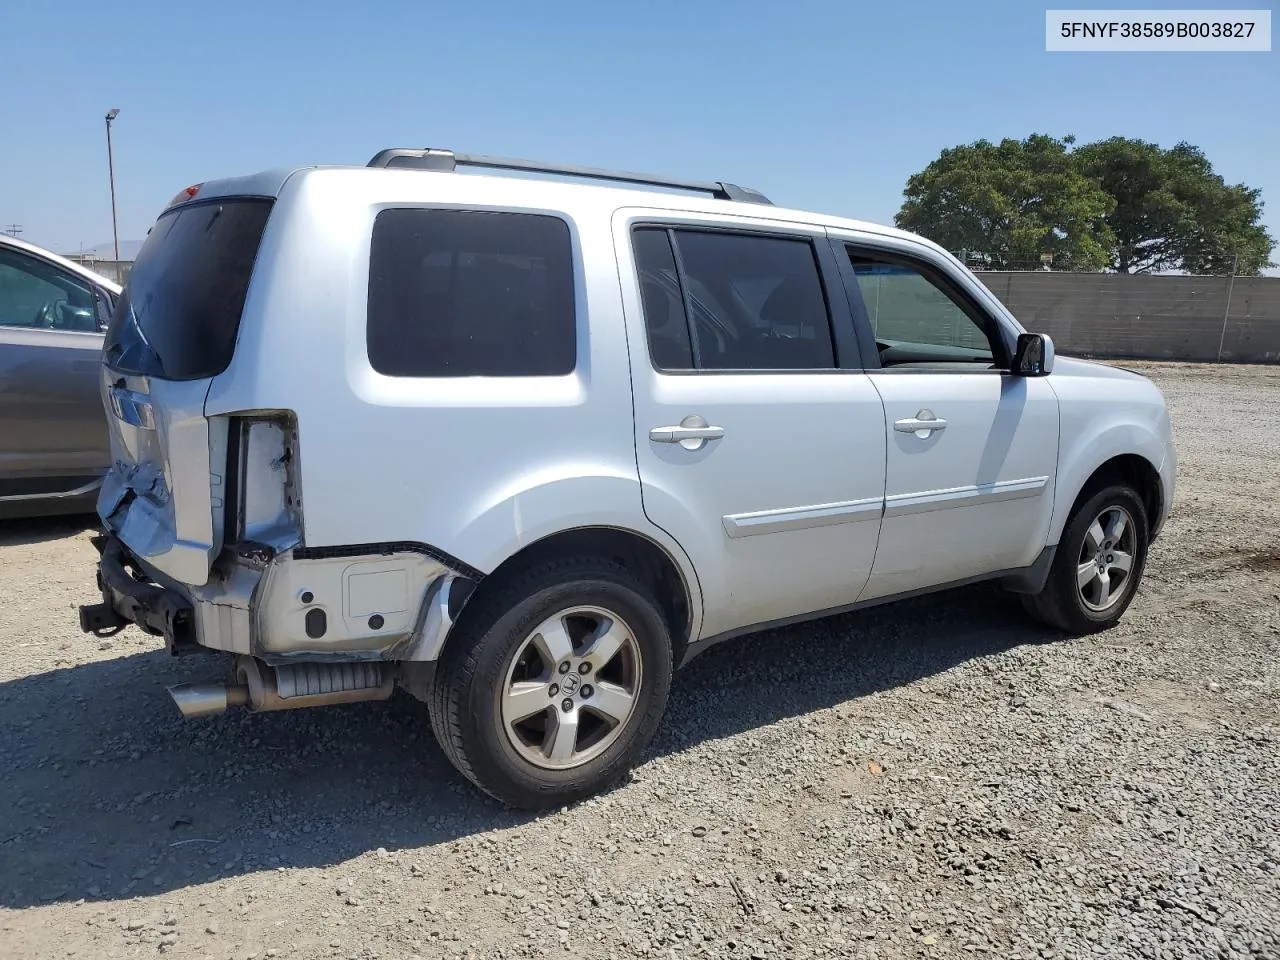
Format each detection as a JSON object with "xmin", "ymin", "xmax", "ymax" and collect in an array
[{"xmin": 366, "ymin": 209, "xmax": 577, "ymax": 378}]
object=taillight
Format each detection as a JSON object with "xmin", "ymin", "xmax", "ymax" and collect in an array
[{"xmin": 224, "ymin": 414, "xmax": 302, "ymax": 552}]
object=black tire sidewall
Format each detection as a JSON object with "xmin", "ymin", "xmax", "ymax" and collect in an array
[
  {"xmin": 450, "ymin": 571, "xmax": 672, "ymax": 807},
  {"xmin": 1058, "ymin": 484, "xmax": 1150, "ymax": 628}
]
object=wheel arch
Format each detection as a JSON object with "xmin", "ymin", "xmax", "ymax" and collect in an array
[
  {"xmin": 444, "ymin": 525, "xmax": 701, "ymax": 668},
  {"xmin": 1055, "ymin": 452, "xmax": 1164, "ymax": 544}
]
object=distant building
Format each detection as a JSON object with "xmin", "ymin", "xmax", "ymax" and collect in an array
[
  {"xmin": 63, "ymin": 254, "xmax": 130, "ymax": 285},
  {"xmin": 62, "ymin": 240, "xmax": 142, "ymax": 285}
]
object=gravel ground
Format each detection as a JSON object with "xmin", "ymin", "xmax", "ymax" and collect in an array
[{"xmin": 1, "ymin": 361, "xmax": 1277, "ymax": 960}]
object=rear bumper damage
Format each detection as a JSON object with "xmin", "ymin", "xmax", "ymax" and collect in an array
[
  {"xmin": 79, "ymin": 535, "xmax": 198, "ymax": 654},
  {"xmin": 80, "ymin": 534, "xmax": 475, "ymax": 659},
  {"xmin": 78, "ymin": 533, "xmax": 479, "ymax": 715}
]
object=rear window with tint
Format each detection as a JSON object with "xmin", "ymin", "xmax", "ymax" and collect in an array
[
  {"xmin": 632, "ymin": 227, "xmax": 834, "ymax": 371},
  {"xmin": 367, "ymin": 209, "xmax": 576, "ymax": 377},
  {"xmin": 104, "ymin": 198, "xmax": 272, "ymax": 380}
]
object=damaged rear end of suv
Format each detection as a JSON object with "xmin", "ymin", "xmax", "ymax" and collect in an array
[{"xmin": 79, "ymin": 170, "xmax": 471, "ymax": 723}]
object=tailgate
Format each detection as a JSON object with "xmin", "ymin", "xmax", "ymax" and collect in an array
[
  {"xmin": 98, "ymin": 370, "xmax": 216, "ymax": 585},
  {"xmin": 97, "ymin": 195, "xmax": 274, "ymax": 586}
]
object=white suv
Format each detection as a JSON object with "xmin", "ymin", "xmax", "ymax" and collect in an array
[{"xmin": 79, "ymin": 149, "xmax": 1176, "ymax": 808}]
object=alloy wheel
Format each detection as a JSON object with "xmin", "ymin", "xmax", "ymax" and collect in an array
[
  {"xmin": 1076, "ymin": 505, "xmax": 1137, "ymax": 612},
  {"xmin": 500, "ymin": 605, "xmax": 643, "ymax": 770}
]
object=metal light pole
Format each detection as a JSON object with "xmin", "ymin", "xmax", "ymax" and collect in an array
[{"xmin": 105, "ymin": 108, "xmax": 121, "ymax": 271}]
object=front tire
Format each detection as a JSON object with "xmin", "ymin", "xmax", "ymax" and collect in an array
[
  {"xmin": 428, "ymin": 557, "xmax": 673, "ymax": 809},
  {"xmin": 1021, "ymin": 483, "xmax": 1150, "ymax": 634}
]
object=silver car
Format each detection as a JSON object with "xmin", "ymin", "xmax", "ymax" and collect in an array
[{"xmin": 0, "ymin": 235, "xmax": 121, "ymax": 519}]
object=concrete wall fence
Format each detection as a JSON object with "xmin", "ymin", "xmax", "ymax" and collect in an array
[{"xmin": 974, "ymin": 272, "xmax": 1280, "ymax": 364}]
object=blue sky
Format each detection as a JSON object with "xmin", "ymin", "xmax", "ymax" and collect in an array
[{"xmin": 1, "ymin": 0, "xmax": 1276, "ymax": 263}]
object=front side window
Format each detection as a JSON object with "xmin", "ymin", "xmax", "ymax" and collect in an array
[
  {"xmin": 632, "ymin": 227, "xmax": 835, "ymax": 371},
  {"xmin": 367, "ymin": 209, "xmax": 576, "ymax": 378},
  {"xmin": 845, "ymin": 247, "xmax": 1002, "ymax": 368},
  {"xmin": 0, "ymin": 248, "xmax": 98, "ymax": 332}
]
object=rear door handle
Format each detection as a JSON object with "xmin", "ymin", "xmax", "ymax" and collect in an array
[
  {"xmin": 894, "ymin": 410, "xmax": 947, "ymax": 437},
  {"xmin": 650, "ymin": 415, "xmax": 725, "ymax": 450}
]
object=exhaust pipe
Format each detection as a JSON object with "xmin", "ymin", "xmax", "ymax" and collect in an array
[
  {"xmin": 166, "ymin": 658, "xmax": 394, "ymax": 718},
  {"xmin": 167, "ymin": 683, "xmax": 249, "ymax": 718}
]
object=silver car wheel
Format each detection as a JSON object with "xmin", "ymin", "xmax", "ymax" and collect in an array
[
  {"xmin": 1076, "ymin": 505, "xmax": 1137, "ymax": 612},
  {"xmin": 500, "ymin": 605, "xmax": 643, "ymax": 771}
]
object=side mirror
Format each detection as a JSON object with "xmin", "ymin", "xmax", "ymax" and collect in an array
[
  {"xmin": 1013, "ymin": 332, "xmax": 1054, "ymax": 377},
  {"xmin": 93, "ymin": 287, "xmax": 114, "ymax": 331}
]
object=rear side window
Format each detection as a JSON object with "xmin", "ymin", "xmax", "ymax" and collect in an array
[
  {"xmin": 632, "ymin": 227, "xmax": 834, "ymax": 371},
  {"xmin": 105, "ymin": 198, "xmax": 273, "ymax": 380},
  {"xmin": 633, "ymin": 229, "xmax": 692, "ymax": 370},
  {"xmin": 367, "ymin": 209, "xmax": 576, "ymax": 377}
]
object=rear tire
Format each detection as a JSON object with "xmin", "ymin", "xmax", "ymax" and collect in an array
[
  {"xmin": 1021, "ymin": 483, "xmax": 1149, "ymax": 634},
  {"xmin": 428, "ymin": 557, "xmax": 672, "ymax": 809}
]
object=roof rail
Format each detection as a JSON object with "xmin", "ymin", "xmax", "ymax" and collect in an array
[{"xmin": 366, "ymin": 148, "xmax": 772, "ymax": 205}]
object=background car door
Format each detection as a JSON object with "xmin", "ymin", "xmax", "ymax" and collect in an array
[
  {"xmin": 617, "ymin": 216, "xmax": 887, "ymax": 641},
  {"xmin": 831, "ymin": 238, "xmax": 1060, "ymax": 601},
  {"xmin": 0, "ymin": 245, "xmax": 111, "ymax": 499}
]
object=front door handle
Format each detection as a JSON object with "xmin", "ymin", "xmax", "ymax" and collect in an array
[
  {"xmin": 894, "ymin": 410, "xmax": 947, "ymax": 438},
  {"xmin": 650, "ymin": 415, "xmax": 725, "ymax": 450}
]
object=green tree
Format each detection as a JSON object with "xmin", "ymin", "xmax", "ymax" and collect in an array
[
  {"xmin": 1073, "ymin": 137, "xmax": 1273, "ymax": 275},
  {"xmin": 897, "ymin": 135, "xmax": 1275, "ymax": 275},
  {"xmin": 894, "ymin": 134, "xmax": 1115, "ymax": 271}
]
